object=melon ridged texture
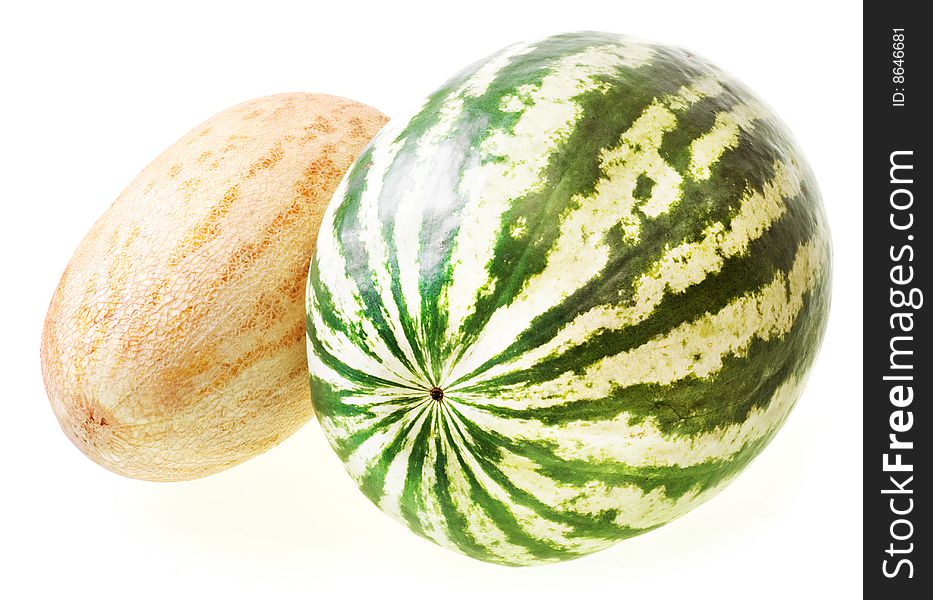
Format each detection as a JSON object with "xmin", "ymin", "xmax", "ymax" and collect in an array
[
  {"xmin": 305, "ymin": 32, "xmax": 832, "ymax": 565},
  {"xmin": 41, "ymin": 93, "xmax": 388, "ymax": 481}
]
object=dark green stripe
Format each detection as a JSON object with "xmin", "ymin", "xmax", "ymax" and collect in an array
[{"xmin": 324, "ymin": 146, "xmax": 428, "ymax": 381}]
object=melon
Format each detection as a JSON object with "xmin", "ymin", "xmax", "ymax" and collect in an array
[{"xmin": 41, "ymin": 93, "xmax": 387, "ymax": 481}]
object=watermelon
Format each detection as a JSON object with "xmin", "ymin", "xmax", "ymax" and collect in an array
[{"xmin": 305, "ymin": 32, "xmax": 831, "ymax": 565}]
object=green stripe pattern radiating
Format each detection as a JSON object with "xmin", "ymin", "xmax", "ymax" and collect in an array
[{"xmin": 305, "ymin": 32, "xmax": 832, "ymax": 566}]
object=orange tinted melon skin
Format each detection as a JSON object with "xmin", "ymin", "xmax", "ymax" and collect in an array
[{"xmin": 40, "ymin": 93, "xmax": 387, "ymax": 481}]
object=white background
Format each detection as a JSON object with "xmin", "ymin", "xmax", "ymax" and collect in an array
[{"xmin": 1, "ymin": 1, "xmax": 862, "ymax": 597}]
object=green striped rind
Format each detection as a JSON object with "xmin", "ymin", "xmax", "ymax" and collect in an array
[{"xmin": 306, "ymin": 32, "xmax": 831, "ymax": 566}]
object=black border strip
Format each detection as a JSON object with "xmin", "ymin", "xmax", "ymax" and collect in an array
[{"xmin": 864, "ymin": 1, "xmax": 928, "ymax": 594}]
